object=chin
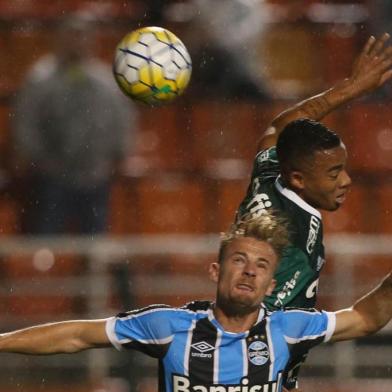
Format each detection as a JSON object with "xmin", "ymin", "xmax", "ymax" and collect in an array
[
  {"xmin": 319, "ymin": 201, "xmax": 341, "ymax": 212},
  {"xmin": 230, "ymin": 296, "xmax": 259, "ymax": 311}
]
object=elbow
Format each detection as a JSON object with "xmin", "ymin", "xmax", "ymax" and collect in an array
[
  {"xmin": 61, "ymin": 338, "xmax": 90, "ymax": 354},
  {"xmin": 358, "ymin": 316, "xmax": 386, "ymax": 338}
]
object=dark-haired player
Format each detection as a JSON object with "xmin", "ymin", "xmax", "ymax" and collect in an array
[{"xmin": 236, "ymin": 33, "xmax": 392, "ymax": 389}]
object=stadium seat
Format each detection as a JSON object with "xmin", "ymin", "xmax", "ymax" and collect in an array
[
  {"xmin": 7, "ymin": 295, "xmax": 82, "ymax": 316},
  {"xmin": 3, "ymin": 254, "xmax": 86, "ymax": 278},
  {"xmin": 189, "ymin": 102, "xmax": 263, "ymax": 175},
  {"xmin": 323, "ymin": 28, "xmax": 360, "ymax": 84},
  {"xmin": 0, "ymin": 198, "xmax": 21, "ymax": 235},
  {"xmin": 344, "ymin": 103, "xmax": 392, "ymax": 173},
  {"xmin": 322, "ymin": 182, "xmax": 370, "ymax": 234},
  {"xmin": 4, "ymin": 254, "xmax": 87, "ymax": 316},
  {"xmin": 375, "ymin": 184, "xmax": 392, "ymax": 233},
  {"xmin": 3, "ymin": 253, "xmax": 87, "ymax": 279},
  {"xmin": 0, "ymin": 104, "xmax": 10, "ymax": 151},
  {"xmin": 350, "ymin": 256, "xmax": 392, "ymax": 303},
  {"xmin": 257, "ymin": 23, "xmax": 323, "ymax": 97},
  {"xmin": 108, "ymin": 177, "xmax": 139, "ymax": 234},
  {"xmin": 208, "ymin": 178, "xmax": 249, "ymax": 232},
  {"xmin": 108, "ymin": 254, "xmax": 213, "ymax": 308},
  {"xmin": 133, "ymin": 104, "xmax": 191, "ymax": 173},
  {"xmin": 7, "ymin": 29, "xmax": 51, "ymax": 93},
  {"xmin": 136, "ymin": 176, "xmax": 208, "ymax": 233}
]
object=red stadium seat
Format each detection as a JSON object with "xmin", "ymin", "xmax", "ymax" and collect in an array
[
  {"xmin": 133, "ymin": 104, "xmax": 191, "ymax": 172},
  {"xmin": 7, "ymin": 295, "xmax": 82, "ymax": 316},
  {"xmin": 343, "ymin": 103, "xmax": 392, "ymax": 173},
  {"xmin": 4, "ymin": 254, "xmax": 87, "ymax": 316},
  {"xmin": 3, "ymin": 254, "xmax": 85, "ymax": 278},
  {"xmin": 136, "ymin": 176, "xmax": 208, "ymax": 233},
  {"xmin": 108, "ymin": 177, "xmax": 139, "ymax": 234},
  {"xmin": 257, "ymin": 24, "xmax": 324, "ymax": 97},
  {"xmin": 0, "ymin": 104, "xmax": 10, "ymax": 151},
  {"xmin": 322, "ymin": 28, "xmax": 360, "ymax": 84},
  {"xmin": 189, "ymin": 102, "xmax": 263, "ymax": 174},
  {"xmin": 376, "ymin": 184, "xmax": 392, "ymax": 233},
  {"xmin": 7, "ymin": 29, "xmax": 51, "ymax": 93},
  {"xmin": 322, "ymin": 183, "xmax": 370, "ymax": 234},
  {"xmin": 209, "ymin": 178, "xmax": 249, "ymax": 232},
  {"xmin": 108, "ymin": 254, "xmax": 213, "ymax": 308},
  {"xmin": 0, "ymin": 198, "xmax": 21, "ymax": 235}
]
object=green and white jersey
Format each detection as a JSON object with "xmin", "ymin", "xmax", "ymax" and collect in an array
[{"xmin": 238, "ymin": 147, "xmax": 325, "ymax": 311}]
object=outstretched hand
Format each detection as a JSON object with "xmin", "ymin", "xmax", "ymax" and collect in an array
[{"xmin": 349, "ymin": 33, "xmax": 392, "ymax": 95}]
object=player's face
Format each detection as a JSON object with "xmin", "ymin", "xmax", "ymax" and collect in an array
[
  {"xmin": 210, "ymin": 237, "xmax": 277, "ymax": 313},
  {"xmin": 297, "ymin": 144, "xmax": 351, "ymax": 211}
]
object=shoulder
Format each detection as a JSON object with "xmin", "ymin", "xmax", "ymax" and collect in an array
[
  {"xmin": 25, "ymin": 54, "xmax": 58, "ymax": 84},
  {"xmin": 248, "ymin": 146, "xmax": 280, "ymax": 193},
  {"xmin": 181, "ymin": 300, "xmax": 212, "ymax": 313},
  {"xmin": 254, "ymin": 146, "xmax": 278, "ymax": 164},
  {"xmin": 271, "ymin": 306, "xmax": 323, "ymax": 318},
  {"xmin": 83, "ymin": 59, "xmax": 116, "ymax": 88},
  {"xmin": 117, "ymin": 301, "xmax": 211, "ymax": 322},
  {"xmin": 270, "ymin": 307, "xmax": 335, "ymax": 342},
  {"xmin": 269, "ymin": 307, "xmax": 325, "ymax": 328}
]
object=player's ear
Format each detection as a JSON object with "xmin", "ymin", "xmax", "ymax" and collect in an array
[
  {"xmin": 288, "ymin": 171, "xmax": 305, "ymax": 192},
  {"xmin": 209, "ymin": 262, "xmax": 220, "ymax": 283},
  {"xmin": 266, "ymin": 279, "xmax": 276, "ymax": 297}
]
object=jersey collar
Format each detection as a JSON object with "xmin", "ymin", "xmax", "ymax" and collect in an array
[
  {"xmin": 207, "ymin": 305, "xmax": 266, "ymax": 335},
  {"xmin": 275, "ymin": 176, "xmax": 322, "ymax": 219}
]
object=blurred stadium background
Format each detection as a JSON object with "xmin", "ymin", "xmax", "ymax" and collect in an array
[{"xmin": 0, "ymin": 0, "xmax": 391, "ymax": 391}]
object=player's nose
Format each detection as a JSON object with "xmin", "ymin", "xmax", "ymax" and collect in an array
[
  {"xmin": 340, "ymin": 170, "xmax": 352, "ymax": 188},
  {"xmin": 243, "ymin": 261, "xmax": 257, "ymax": 277}
]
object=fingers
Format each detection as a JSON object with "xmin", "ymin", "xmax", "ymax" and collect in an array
[
  {"xmin": 380, "ymin": 69, "xmax": 392, "ymax": 86},
  {"xmin": 377, "ymin": 43, "xmax": 392, "ymax": 62},
  {"xmin": 369, "ymin": 32, "xmax": 390, "ymax": 57},
  {"xmin": 372, "ymin": 46, "xmax": 392, "ymax": 74},
  {"xmin": 362, "ymin": 35, "xmax": 376, "ymax": 56},
  {"xmin": 362, "ymin": 33, "xmax": 391, "ymax": 59}
]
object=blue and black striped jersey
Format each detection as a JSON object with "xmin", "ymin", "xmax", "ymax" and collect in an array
[{"xmin": 106, "ymin": 301, "xmax": 336, "ymax": 392}]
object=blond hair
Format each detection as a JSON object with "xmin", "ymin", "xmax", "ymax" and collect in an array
[{"xmin": 218, "ymin": 213, "xmax": 290, "ymax": 263}]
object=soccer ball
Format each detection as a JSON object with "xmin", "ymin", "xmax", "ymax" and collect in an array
[{"xmin": 113, "ymin": 26, "xmax": 192, "ymax": 105}]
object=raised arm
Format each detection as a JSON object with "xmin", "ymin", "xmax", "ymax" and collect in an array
[
  {"xmin": 0, "ymin": 319, "xmax": 110, "ymax": 355},
  {"xmin": 331, "ymin": 272, "xmax": 392, "ymax": 342},
  {"xmin": 258, "ymin": 33, "xmax": 392, "ymax": 151}
]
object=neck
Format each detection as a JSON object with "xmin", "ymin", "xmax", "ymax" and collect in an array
[{"xmin": 213, "ymin": 302, "xmax": 261, "ymax": 333}]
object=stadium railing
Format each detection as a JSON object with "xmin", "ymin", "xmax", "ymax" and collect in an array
[{"xmin": 0, "ymin": 233, "xmax": 391, "ymax": 392}]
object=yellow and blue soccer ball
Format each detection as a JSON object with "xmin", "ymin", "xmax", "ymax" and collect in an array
[{"xmin": 113, "ymin": 26, "xmax": 192, "ymax": 105}]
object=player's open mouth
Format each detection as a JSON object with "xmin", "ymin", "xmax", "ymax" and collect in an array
[
  {"xmin": 336, "ymin": 193, "xmax": 346, "ymax": 204},
  {"xmin": 236, "ymin": 283, "xmax": 254, "ymax": 292}
]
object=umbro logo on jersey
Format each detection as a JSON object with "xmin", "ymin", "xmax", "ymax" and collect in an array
[
  {"xmin": 191, "ymin": 341, "xmax": 214, "ymax": 358},
  {"xmin": 191, "ymin": 341, "xmax": 214, "ymax": 353}
]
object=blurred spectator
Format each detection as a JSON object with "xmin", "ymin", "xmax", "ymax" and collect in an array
[
  {"xmin": 182, "ymin": 0, "xmax": 270, "ymax": 100},
  {"xmin": 13, "ymin": 13, "xmax": 137, "ymax": 235}
]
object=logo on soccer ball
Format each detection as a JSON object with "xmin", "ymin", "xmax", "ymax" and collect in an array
[{"xmin": 248, "ymin": 341, "xmax": 269, "ymax": 366}]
